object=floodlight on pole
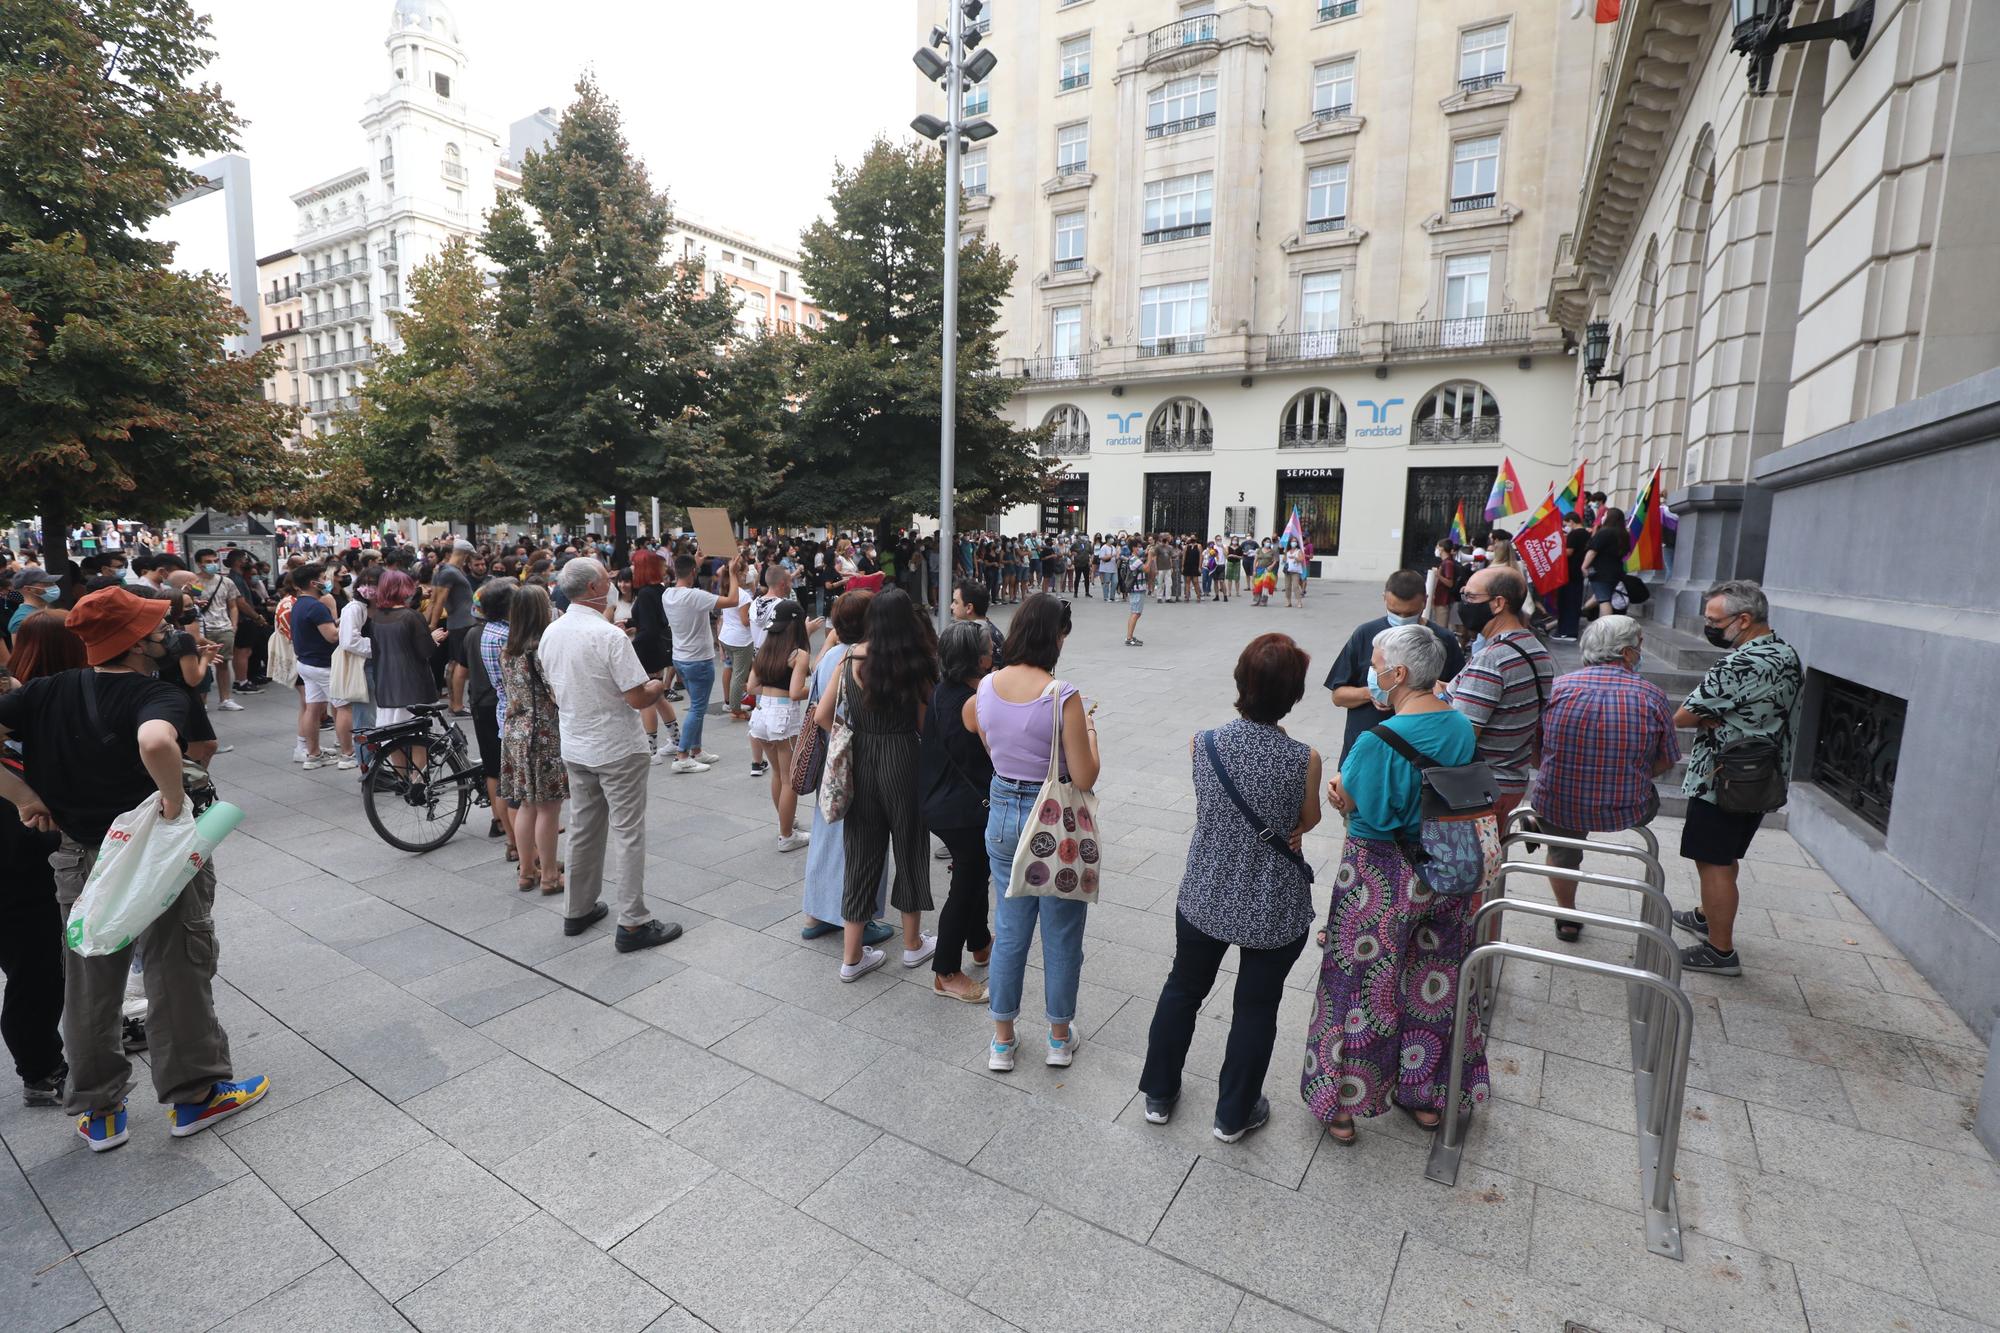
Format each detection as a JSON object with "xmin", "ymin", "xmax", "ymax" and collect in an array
[
  {"xmin": 913, "ymin": 47, "xmax": 948, "ymax": 81},
  {"xmin": 962, "ymin": 47, "xmax": 998, "ymax": 84},
  {"xmin": 961, "ymin": 118, "xmax": 998, "ymax": 142},
  {"xmin": 911, "ymin": 113, "xmax": 949, "ymax": 140}
]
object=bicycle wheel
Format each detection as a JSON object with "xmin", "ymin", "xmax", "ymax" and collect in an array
[{"xmin": 362, "ymin": 733, "xmax": 475, "ymax": 853}]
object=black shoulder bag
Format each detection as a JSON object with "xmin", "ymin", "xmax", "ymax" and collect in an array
[
  {"xmin": 1200, "ymin": 730, "xmax": 1312, "ymax": 884},
  {"xmin": 1366, "ymin": 725, "xmax": 1497, "ymax": 898}
]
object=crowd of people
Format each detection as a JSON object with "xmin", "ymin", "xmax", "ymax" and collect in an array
[{"xmin": 0, "ymin": 512, "xmax": 1802, "ymax": 1159}]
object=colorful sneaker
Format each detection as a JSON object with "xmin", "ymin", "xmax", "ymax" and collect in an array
[
  {"xmin": 168, "ymin": 1076, "xmax": 270, "ymax": 1137},
  {"xmin": 988, "ymin": 1039, "xmax": 1017, "ymax": 1072},
  {"xmin": 77, "ymin": 1103, "xmax": 128, "ymax": 1152},
  {"xmin": 1046, "ymin": 1027, "xmax": 1082, "ymax": 1068}
]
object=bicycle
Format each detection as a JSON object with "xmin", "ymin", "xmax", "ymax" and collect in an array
[{"xmin": 358, "ymin": 702, "xmax": 489, "ymax": 853}]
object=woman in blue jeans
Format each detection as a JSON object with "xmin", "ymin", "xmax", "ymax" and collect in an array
[{"xmin": 964, "ymin": 593, "xmax": 1102, "ymax": 1072}]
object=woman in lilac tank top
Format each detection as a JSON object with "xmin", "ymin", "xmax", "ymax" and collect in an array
[{"xmin": 964, "ymin": 593, "xmax": 1102, "ymax": 1073}]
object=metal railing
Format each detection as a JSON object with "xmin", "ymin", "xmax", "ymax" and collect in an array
[
  {"xmin": 380, "ymin": 155, "xmax": 395, "ymax": 178},
  {"xmin": 1142, "ymin": 222, "xmax": 1211, "ymax": 245},
  {"xmin": 1278, "ymin": 422, "xmax": 1345, "ymax": 447},
  {"xmin": 1319, "ymin": 0, "xmax": 1358, "ymax": 17},
  {"xmin": 1147, "ymin": 15, "xmax": 1218, "ymax": 55},
  {"xmin": 963, "ymin": 92, "xmax": 990, "ymax": 115},
  {"xmin": 1425, "ymin": 811, "xmax": 1693, "ymax": 1261},
  {"xmin": 441, "ymin": 161, "xmax": 467, "ymax": 183},
  {"xmin": 1021, "ymin": 354, "xmax": 1090, "ymax": 381},
  {"xmin": 1391, "ymin": 311, "xmax": 1532, "ymax": 354},
  {"xmin": 1056, "ymin": 159, "xmax": 1089, "ymax": 177},
  {"xmin": 1305, "ymin": 214, "xmax": 1346, "ymax": 234},
  {"xmin": 1059, "ymin": 73, "xmax": 1090, "ymax": 91},
  {"xmin": 1145, "ymin": 426, "xmax": 1213, "ymax": 451},
  {"xmin": 1459, "ymin": 72, "xmax": 1506, "ymax": 93},
  {"xmin": 301, "ymin": 302, "xmax": 371, "ymax": 329},
  {"xmin": 1267, "ymin": 330, "xmax": 1354, "ymax": 363},
  {"xmin": 1147, "ymin": 111, "xmax": 1217, "ymax": 139},
  {"xmin": 1052, "ymin": 256, "xmax": 1085, "ymax": 272},
  {"xmin": 302, "ymin": 256, "xmax": 369, "ymax": 288},
  {"xmin": 263, "ymin": 289, "xmax": 296, "ymax": 306},
  {"xmin": 303, "ymin": 346, "xmax": 376, "ymax": 371},
  {"xmin": 965, "ymin": 181, "xmax": 989, "ymax": 198},
  {"xmin": 1043, "ymin": 432, "xmax": 1090, "ymax": 457},
  {"xmin": 379, "ymin": 244, "xmax": 399, "ymax": 265},
  {"xmin": 1449, "ymin": 191, "xmax": 1497, "ymax": 213},
  {"xmin": 1313, "ymin": 101, "xmax": 1354, "ymax": 123},
  {"xmin": 308, "ymin": 395, "xmax": 360, "ymax": 415},
  {"xmin": 1136, "ymin": 336, "xmax": 1204, "ymax": 359}
]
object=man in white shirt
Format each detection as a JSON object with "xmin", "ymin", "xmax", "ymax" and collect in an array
[
  {"xmin": 660, "ymin": 552, "xmax": 743, "ymax": 773},
  {"xmin": 539, "ymin": 558, "xmax": 682, "ymax": 953}
]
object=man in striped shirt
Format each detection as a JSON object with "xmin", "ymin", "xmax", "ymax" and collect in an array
[{"xmin": 1442, "ymin": 567, "xmax": 1553, "ymax": 820}]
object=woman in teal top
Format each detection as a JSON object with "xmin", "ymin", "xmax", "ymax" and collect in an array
[{"xmin": 1303, "ymin": 624, "xmax": 1492, "ymax": 1145}]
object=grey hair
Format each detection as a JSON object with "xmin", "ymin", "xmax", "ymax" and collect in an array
[
  {"xmin": 938, "ymin": 619, "xmax": 991, "ymax": 683},
  {"xmin": 1374, "ymin": 623, "xmax": 1446, "ymax": 691},
  {"xmin": 556, "ymin": 556, "xmax": 607, "ymax": 602},
  {"xmin": 1706, "ymin": 579, "xmax": 1767, "ymax": 624},
  {"xmin": 1580, "ymin": 614, "xmax": 1644, "ymax": 665}
]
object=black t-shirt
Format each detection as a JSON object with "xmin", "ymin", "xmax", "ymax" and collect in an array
[
  {"xmin": 0, "ymin": 668, "xmax": 192, "ymax": 845},
  {"xmin": 1565, "ymin": 527, "xmax": 1589, "ymax": 579},
  {"xmin": 1324, "ymin": 615, "xmax": 1466, "ymax": 763},
  {"xmin": 1585, "ymin": 527, "xmax": 1629, "ymax": 579}
]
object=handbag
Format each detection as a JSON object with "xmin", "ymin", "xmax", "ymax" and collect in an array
[
  {"xmin": 1368, "ymin": 725, "xmax": 1499, "ymax": 898},
  {"xmin": 1713, "ymin": 735, "xmax": 1789, "ymax": 813},
  {"xmin": 328, "ymin": 645, "xmax": 370, "ymax": 703},
  {"xmin": 791, "ymin": 713, "xmax": 827, "ymax": 795},
  {"xmin": 819, "ymin": 660, "xmax": 857, "ymax": 821},
  {"xmin": 1005, "ymin": 682, "xmax": 1103, "ymax": 903},
  {"xmin": 1200, "ymin": 730, "xmax": 1310, "ymax": 884}
]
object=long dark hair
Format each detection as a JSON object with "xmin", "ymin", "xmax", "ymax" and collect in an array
[
  {"xmin": 858, "ymin": 587, "xmax": 936, "ymax": 718},
  {"xmin": 1000, "ymin": 591, "xmax": 1070, "ymax": 671},
  {"xmin": 751, "ymin": 601, "xmax": 809, "ymax": 686},
  {"xmin": 506, "ymin": 583, "xmax": 553, "ymax": 659},
  {"xmin": 1599, "ymin": 507, "xmax": 1631, "ymax": 552}
]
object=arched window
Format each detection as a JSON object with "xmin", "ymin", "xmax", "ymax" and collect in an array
[
  {"xmin": 1042, "ymin": 405, "xmax": 1090, "ymax": 457},
  {"xmin": 1146, "ymin": 397, "xmax": 1212, "ymax": 453},
  {"xmin": 1413, "ymin": 381, "xmax": 1500, "ymax": 444},
  {"xmin": 1279, "ymin": 390, "xmax": 1345, "ymax": 448}
]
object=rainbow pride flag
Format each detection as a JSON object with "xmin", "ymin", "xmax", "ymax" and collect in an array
[
  {"xmin": 1553, "ymin": 463, "xmax": 1586, "ymax": 517},
  {"xmin": 1484, "ymin": 458, "xmax": 1528, "ymax": 522},
  {"xmin": 1448, "ymin": 501, "xmax": 1469, "ymax": 546},
  {"xmin": 1626, "ymin": 466, "xmax": 1675, "ymax": 572}
]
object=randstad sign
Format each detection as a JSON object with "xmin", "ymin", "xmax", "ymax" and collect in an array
[
  {"xmin": 1353, "ymin": 397, "xmax": 1405, "ymax": 439},
  {"xmin": 1102, "ymin": 410, "xmax": 1145, "ymax": 449}
]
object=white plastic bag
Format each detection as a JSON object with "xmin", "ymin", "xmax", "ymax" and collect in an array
[{"xmin": 65, "ymin": 798, "xmax": 241, "ymax": 957}]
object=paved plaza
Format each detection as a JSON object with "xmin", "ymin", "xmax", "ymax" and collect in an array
[{"xmin": 5, "ymin": 581, "xmax": 1996, "ymax": 1333}]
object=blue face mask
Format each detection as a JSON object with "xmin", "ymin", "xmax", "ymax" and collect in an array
[
  {"xmin": 39, "ymin": 584, "xmax": 61, "ymax": 602},
  {"xmin": 1366, "ymin": 667, "xmax": 1395, "ymax": 711},
  {"xmin": 202, "ymin": 562, "xmax": 219, "ymax": 574},
  {"xmin": 1384, "ymin": 611, "xmax": 1417, "ymax": 627}
]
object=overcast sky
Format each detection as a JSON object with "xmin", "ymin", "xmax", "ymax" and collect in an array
[{"xmin": 149, "ymin": 0, "xmax": 915, "ymax": 280}]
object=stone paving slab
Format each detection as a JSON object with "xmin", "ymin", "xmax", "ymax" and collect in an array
[{"xmin": 5, "ymin": 582, "xmax": 1994, "ymax": 1332}]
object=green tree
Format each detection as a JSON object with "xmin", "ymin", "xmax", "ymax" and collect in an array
[
  {"xmin": 767, "ymin": 137, "xmax": 1051, "ymax": 534},
  {"xmin": 0, "ymin": 0, "xmax": 300, "ymax": 566},
  {"xmin": 479, "ymin": 75, "xmax": 764, "ymax": 549}
]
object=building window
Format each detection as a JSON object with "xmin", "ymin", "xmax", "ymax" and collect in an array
[
  {"xmin": 1139, "ymin": 280, "xmax": 1208, "ymax": 356},
  {"xmin": 1057, "ymin": 122, "xmax": 1089, "ymax": 175},
  {"xmin": 1451, "ymin": 135, "xmax": 1500, "ymax": 211},
  {"xmin": 1301, "ymin": 272, "xmax": 1343, "ymax": 340},
  {"xmin": 1312, "ymin": 59, "xmax": 1355, "ymax": 119},
  {"xmin": 1146, "ymin": 395, "xmax": 1213, "ymax": 451},
  {"xmin": 964, "ymin": 148, "xmax": 989, "ymax": 197},
  {"xmin": 1443, "ymin": 252, "xmax": 1491, "ymax": 324},
  {"xmin": 1306, "ymin": 163, "xmax": 1348, "ymax": 232},
  {"xmin": 779, "ymin": 271, "xmax": 790, "ymax": 292},
  {"xmin": 743, "ymin": 255, "xmax": 758, "ymax": 272},
  {"xmin": 1043, "ymin": 404, "xmax": 1090, "ymax": 456},
  {"xmin": 1142, "ymin": 171, "xmax": 1214, "ymax": 243},
  {"xmin": 1281, "ymin": 389, "xmax": 1346, "ymax": 447},
  {"xmin": 1053, "ymin": 209, "xmax": 1086, "ymax": 270},
  {"xmin": 1318, "ymin": 0, "xmax": 1358, "ymax": 18},
  {"xmin": 1458, "ymin": 23, "xmax": 1508, "ymax": 92},
  {"xmin": 1050, "ymin": 305, "xmax": 1084, "ymax": 374},
  {"xmin": 1147, "ymin": 74, "xmax": 1218, "ymax": 138},
  {"xmin": 721, "ymin": 249, "xmax": 736, "ymax": 263},
  {"xmin": 1414, "ymin": 380, "xmax": 1501, "ymax": 443},
  {"xmin": 433, "ymin": 72, "xmax": 452, "ymax": 99},
  {"xmin": 963, "ymin": 80, "xmax": 990, "ymax": 117},
  {"xmin": 1059, "ymin": 36, "xmax": 1091, "ymax": 91}
]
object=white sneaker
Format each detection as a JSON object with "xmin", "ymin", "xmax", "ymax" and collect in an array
[
  {"xmin": 776, "ymin": 831, "xmax": 810, "ymax": 853},
  {"xmin": 1046, "ymin": 1027, "xmax": 1082, "ymax": 1067},
  {"xmin": 670, "ymin": 758, "xmax": 712, "ymax": 774},
  {"xmin": 217, "ymin": 698, "xmax": 245, "ymax": 712},
  {"xmin": 301, "ymin": 754, "xmax": 327, "ymax": 771},
  {"xmin": 932, "ymin": 841, "xmax": 953, "ymax": 860},
  {"xmin": 692, "ymin": 750, "xmax": 721, "ymax": 765},
  {"xmin": 649, "ymin": 747, "xmax": 670, "ymax": 765},
  {"xmin": 988, "ymin": 1039, "xmax": 1017, "ymax": 1072},
  {"xmin": 336, "ymin": 753, "xmax": 357, "ymax": 771},
  {"xmin": 840, "ymin": 947, "xmax": 886, "ymax": 982},
  {"xmin": 901, "ymin": 933, "xmax": 937, "ymax": 968}
]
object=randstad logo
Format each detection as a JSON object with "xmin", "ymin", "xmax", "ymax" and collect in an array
[
  {"xmin": 1103, "ymin": 410, "xmax": 1144, "ymax": 448},
  {"xmin": 1353, "ymin": 397, "xmax": 1405, "ymax": 438}
]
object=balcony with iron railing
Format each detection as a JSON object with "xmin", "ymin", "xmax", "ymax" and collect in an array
[
  {"xmin": 1142, "ymin": 221, "xmax": 1211, "ymax": 245},
  {"xmin": 263, "ymin": 288, "xmax": 297, "ymax": 306},
  {"xmin": 379, "ymin": 243, "xmax": 399, "ymax": 267},
  {"xmin": 1449, "ymin": 192, "xmax": 1497, "ymax": 213},
  {"xmin": 302, "ymin": 256, "xmax": 369, "ymax": 289},
  {"xmin": 965, "ymin": 181, "xmax": 989, "ymax": 199},
  {"xmin": 1145, "ymin": 426, "xmax": 1214, "ymax": 453},
  {"xmin": 301, "ymin": 302, "xmax": 371, "ymax": 329},
  {"xmin": 303, "ymin": 345, "xmax": 376, "ymax": 371},
  {"xmin": 1056, "ymin": 159, "xmax": 1089, "ymax": 178},
  {"xmin": 1414, "ymin": 415, "xmax": 1502, "ymax": 445},
  {"xmin": 1458, "ymin": 71, "xmax": 1506, "ymax": 94},
  {"xmin": 441, "ymin": 160, "xmax": 467, "ymax": 183},
  {"xmin": 1312, "ymin": 102, "xmax": 1354, "ymax": 124},
  {"xmin": 1390, "ymin": 311, "xmax": 1533, "ymax": 354},
  {"xmin": 1266, "ymin": 329, "xmax": 1357, "ymax": 364},
  {"xmin": 1304, "ymin": 214, "xmax": 1347, "ymax": 235},
  {"xmin": 1279, "ymin": 422, "xmax": 1346, "ymax": 448},
  {"xmin": 1059, "ymin": 73, "xmax": 1090, "ymax": 92},
  {"xmin": 308, "ymin": 395, "xmax": 361, "ymax": 416},
  {"xmin": 1136, "ymin": 336, "xmax": 1206, "ymax": 359},
  {"xmin": 1021, "ymin": 354, "xmax": 1091, "ymax": 382},
  {"xmin": 1319, "ymin": 0, "xmax": 1358, "ymax": 18},
  {"xmin": 1043, "ymin": 432, "xmax": 1090, "ymax": 457},
  {"xmin": 1052, "ymin": 256, "xmax": 1085, "ymax": 273},
  {"xmin": 1147, "ymin": 111, "xmax": 1217, "ymax": 139},
  {"xmin": 1146, "ymin": 15, "xmax": 1219, "ymax": 57}
]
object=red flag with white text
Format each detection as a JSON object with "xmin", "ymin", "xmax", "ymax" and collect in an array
[{"xmin": 1516, "ymin": 504, "xmax": 1571, "ymax": 597}]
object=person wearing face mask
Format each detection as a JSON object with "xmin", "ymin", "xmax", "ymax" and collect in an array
[
  {"xmin": 7, "ymin": 569, "xmax": 67, "ymax": 637},
  {"xmin": 1525, "ymin": 615, "xmax": 1679, "ymax": 942},
  {"xmin": 1670, "ymin": 580, "xmax": 1801, "ymax": 976},
  {"xmin": 1442, "ymin": 567, "xmax": 1553, "ymax": 823},
  {"xmin": 188, "ymin": 549, "xmax": 242, "ymax": 711},
  {"xmin": 0, "ymin": 588, "xmax": 269, "ymax": 1152},
  {"xmin": 1325, "ymin": 570, "xmax": 1465, "ymax": 764}
]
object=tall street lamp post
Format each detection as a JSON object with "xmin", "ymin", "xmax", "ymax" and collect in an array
[{"xmin": 912, "ymin": 1, "xmax": 998, "ymax": 625}]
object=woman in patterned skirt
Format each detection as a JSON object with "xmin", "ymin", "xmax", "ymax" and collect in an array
[
  {"xmin": 1304, "ymin": 623, "xmax": 1493, "ymax": 1144},
  {"xmin": 499, "ymin": 584, "xmax": 569, "ymax": 896}
]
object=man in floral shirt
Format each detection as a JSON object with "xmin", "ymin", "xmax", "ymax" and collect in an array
[{"xmin": 1672, "ymin": 580, "xmax": 1802, "ymax": 976}]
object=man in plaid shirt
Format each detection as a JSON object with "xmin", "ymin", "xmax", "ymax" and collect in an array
[{"xmin": 1529, "ymin": 615, "xmax": 1679, "ymax": 941}]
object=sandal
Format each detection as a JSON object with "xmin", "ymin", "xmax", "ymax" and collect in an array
[
  {"xmin": 932, "ymin": 974, "xmax": 989, "ymax": 1004},
  {"xmin": 1399, "ymin": 1103, "xmax": 1442, "ymax": 1133},
  {"xmin": 505, "ymin": 845, "xmax": 520, "ymax": 863},
  {"xmin": 1325, "ymin": 1116, "xmax": 1357, "ymax": 1146},
  {"xmin": 540, "ymin": 874, "xmax": 565, "ymax": 897},
  {"xmin": 517, "ymin": 870, "xmax": 538, "ymax": 892},
  {"xmin": 1555, "ymin": 921, "xmax": 1583, "ymax": 943}
]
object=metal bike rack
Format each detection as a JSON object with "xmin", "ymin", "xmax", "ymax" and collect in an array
[
  {"xmin": 1475, "ymin": 856, "xmax": 1672, "ymax": 1034},
  {"xmin": 1427, "ymin": 938, "xmax": 1695, "ymax": 1260}
]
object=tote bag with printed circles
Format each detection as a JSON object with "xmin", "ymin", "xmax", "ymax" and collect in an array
[{"xmin": 1004, "ymin": 682, "xmax": 1104, "ymax": 904}]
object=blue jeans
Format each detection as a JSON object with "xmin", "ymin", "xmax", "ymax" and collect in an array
[
  {"xmin": 985, "ymin": 777, "xmax": 1088, "ymax": 1024},
  {"xmin": 675, "ymin": 657, "xmax": 714, "ymax": 755},
  {"xmin": 1099, "ymin": 572, "xmax": 1116, "ymax": 601}
]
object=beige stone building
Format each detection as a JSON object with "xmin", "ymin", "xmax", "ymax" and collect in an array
[
  {"xmin": 1548, "ymin": 0, "xmax": 2000, "ymax": 1150},
  {"xmin": 256, "ymin": 248, "xmax": 309, "ymax": 436},
  {"xmin": 918, "ymin": 0, "xmax": 1597, "ymax": 570}
]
